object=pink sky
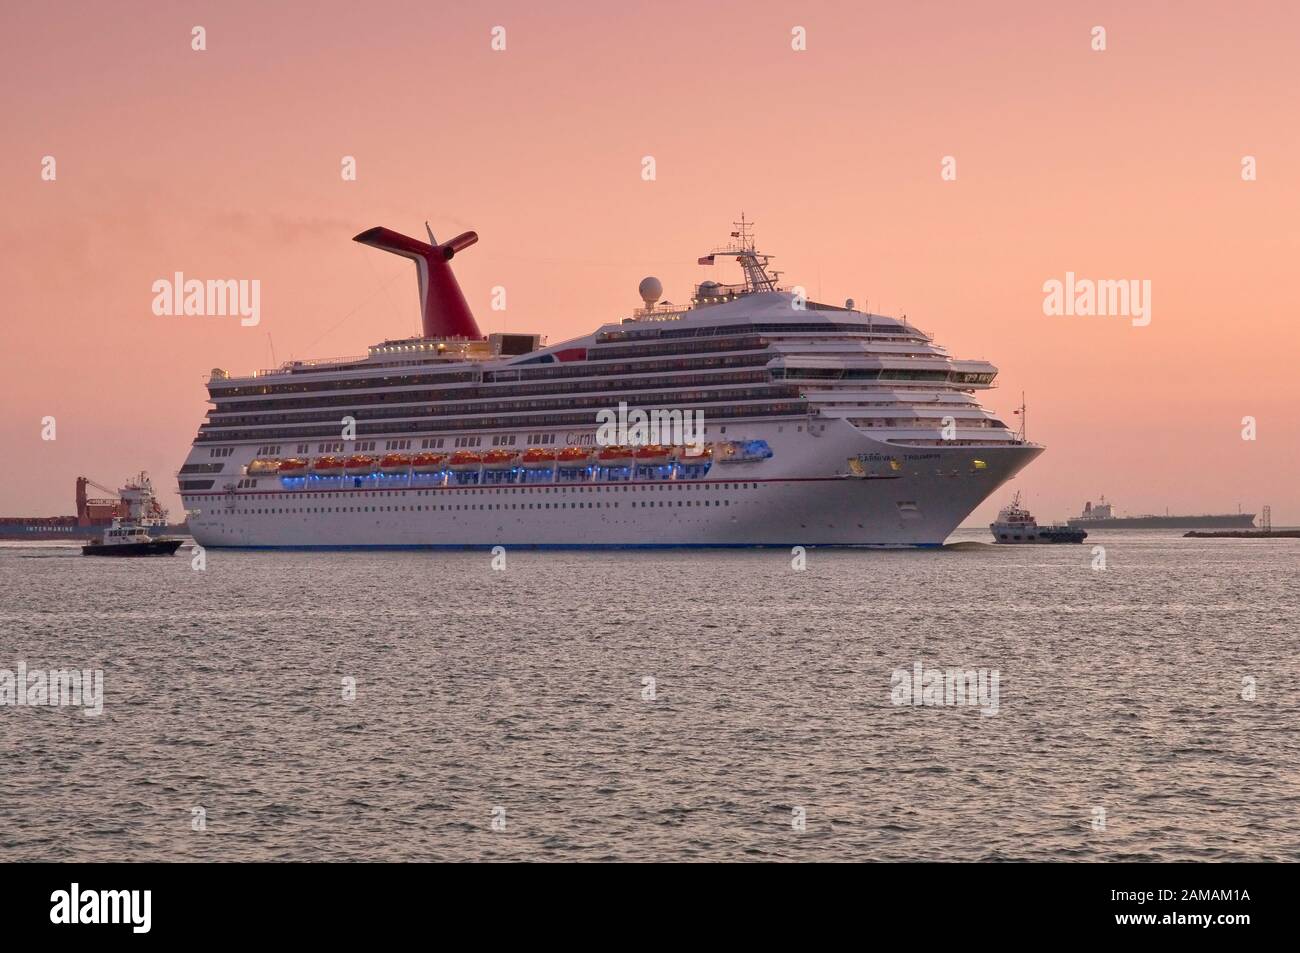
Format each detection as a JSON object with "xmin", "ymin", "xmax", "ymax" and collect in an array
[{"xmin": 2, "ymin": 0, "xmax": 1297, "ymax": 523}]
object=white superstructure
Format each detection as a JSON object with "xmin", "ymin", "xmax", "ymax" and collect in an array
[{"xmin": 179, "ymin": 219, "xmax": 1042, "ymax": 548}]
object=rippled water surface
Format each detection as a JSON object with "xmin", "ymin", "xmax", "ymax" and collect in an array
[{"xmin": 1, "ymin": 531, "xmax": 1297, "ymax": 861}]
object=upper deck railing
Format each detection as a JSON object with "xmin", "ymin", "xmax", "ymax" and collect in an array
[{"xmin": 208, "ymin": 354, "xmax": 372, "ymax": 383}]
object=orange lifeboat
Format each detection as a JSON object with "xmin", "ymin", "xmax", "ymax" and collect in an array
[
  {"xmin": 556, "ymin": 446, "xmax": 592, "ymax": 468},
  {"xmin": 410, "ymin": 452, "xmax": 445, "ymax": 474},
  {"xmin": 482, "ymin": 449, "xmax": 518, "ymax": 470},
  {"xmin": 247, "ymin": 458, "xmax": 280, "ymax": 475},
  {"xmin": 312, "ymin": 455, "xmax": 345, "ymax": 476},
  {"xmin": 343, "ymin": 454, "xmax": 377, "ymax": 475},
  {"xmin": 521, "ymin": 448, "xmax": 557, "ymax": 469},
  {"xmin": 447, "ymin": 450, "xmax": 482, "ymax": 472},
  {"xmin": 379, "ymin": 453, "xmax": 411, "ymax": 474},
  {"xmin": 596, "ymin": 445, "xmax": 634, "ymax": 467},
  {"xmin": 278, "ymin": 458, "xmax": 309, "ymax": 474},
  {"xmin": 634, "ymin": 444, "xmax": 670, "ymax": 462}
]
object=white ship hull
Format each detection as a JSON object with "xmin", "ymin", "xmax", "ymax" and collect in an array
[
  {"xmin": 180, "ymin": 220, "xmax": 1047, "ymax": 548},
  {"xmin": 185, "ymin": 422, "xmax": 1041, "ymax": 549}
]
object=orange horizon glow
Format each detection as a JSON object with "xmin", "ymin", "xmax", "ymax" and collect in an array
[{"xmin": 2, "ymin": 1, "xmax": 1297, "ymax": 524}]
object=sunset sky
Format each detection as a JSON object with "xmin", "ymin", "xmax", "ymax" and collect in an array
[{"xmin": 2, "ymin": 0, "xmax": 1297, "ymax": 523}]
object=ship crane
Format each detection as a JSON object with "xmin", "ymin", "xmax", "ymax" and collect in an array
[
  {"xmin": 76, "ymin": 476, "xmax": 120, "ymax": 526},
  {"xmin": 76, "ymin": 474, "xmax": 167, "ymax": 526},
  {"xmin": 81, "ymin": 476, "xmax": 117, "ymax": 497}
]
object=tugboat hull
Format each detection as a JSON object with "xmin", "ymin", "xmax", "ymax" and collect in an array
[
  {"xmin": 1032, "ymin": 526, "xmax": 1087, "ymax": 544},
  {"xmin": 991, "ymin": 526, "xmax": 1087, "ymax": 544},
  {"xmin": 81, "ymin": 539, "xmax": 183, "ymax": 557},
  {"xmin": 990, "ymin": 492, "xmax": 1087, "ymax": 543}
]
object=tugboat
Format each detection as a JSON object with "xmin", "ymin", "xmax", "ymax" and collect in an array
[
  {"xmin": 81, "ymin": 472, "xmax": 184, "ymax": 556},
  {"xmin": 81, "ymin": 521, "xmax": 183, "ymax": 556},
  {"xmin": 990, "ymin": 493, "xmax": 1087, "ymax": 544}
]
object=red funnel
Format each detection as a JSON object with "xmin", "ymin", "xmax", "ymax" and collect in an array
[{"xmin": 353, "ymin": 226, "xmax": 482, "ymax": 339}]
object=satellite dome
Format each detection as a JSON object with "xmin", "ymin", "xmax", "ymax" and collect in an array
[
  {"xmin": 698, "ymin": 280, "xmax": 721, "ymax": 296},
  {"xmin": 638, "ymin": 276, "xmax": 663, "ymax": 307}
]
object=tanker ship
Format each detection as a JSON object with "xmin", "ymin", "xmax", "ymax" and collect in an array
[
  {"xmin": 178, "ymin": 217, "xmax": 1043, "ymax": 548},
  {"xmin": 1067, "ymin": 497, "xmax": 1256, "ymax": 530}
]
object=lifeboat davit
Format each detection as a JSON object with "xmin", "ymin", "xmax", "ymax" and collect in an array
[
  {"xmin": 596, "ymin": 445, "xmax": 634, "ymax": 467},
  {"xmin": 312, "ymin": 455, "xmax": 346, "ymax": 476},
  {"xmin": 344, "ymin": 454, "xmax": 377, "ymax": 475},
  {"xmin": 278, "ymin": 458, "xmax": 309, "ymax": 474},
  {"xmin": 556, "ymin": 447, "xmax": 592, "ymax": 468},
  {"xmin": 379, "ymin": 453, "xmax": 411, "ymax": 474},
  {"xmin": 410, "ymin": 452, "xmax": 445, "ymax": 474},
  {"xmin": 521, "ymin": 448, "xmax": 557, "ymax": 469},
  {"xmin": 482, "ymin": 449, "xmax": 518, "ymax": 470},
  {"xmin": 247, "ymin": 458, "xmax": 280, "ymax": 475},
  {"xmin": 447, "ymin": 450, "xmax": 482, "ymax": 472}
]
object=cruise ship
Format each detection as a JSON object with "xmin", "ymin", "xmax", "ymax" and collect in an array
[{"xmin": 178, "ymin": 218, "xmax": 1043, "ymax": 548}]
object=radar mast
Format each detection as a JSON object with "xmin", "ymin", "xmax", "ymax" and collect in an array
[{"xmin": 699, "ymin": 213, "xmax": 781, "ymax": 295}]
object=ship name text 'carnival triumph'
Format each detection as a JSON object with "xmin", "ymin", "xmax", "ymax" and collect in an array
[{"xmin": 178, "ymin": 217, "xmax": 1043, "ymax": 548}]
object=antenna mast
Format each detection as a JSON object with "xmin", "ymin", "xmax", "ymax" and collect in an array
[{"xmin": 724, "ymin": 213, "xmax": 779, "ymax": 293}]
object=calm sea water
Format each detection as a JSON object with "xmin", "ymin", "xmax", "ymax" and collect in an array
[{"xmin": 1, "ymin": 530, "xmax": 1297, "ymax": 862}]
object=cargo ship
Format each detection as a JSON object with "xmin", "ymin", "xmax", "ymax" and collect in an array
[
  {"xmin": 0, "ymin": 474, "xmax": 188, "ymax": 540},
  {"xmin": 1067, "ymin": 497, "xmax": 1255, "ymax": 530}
]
